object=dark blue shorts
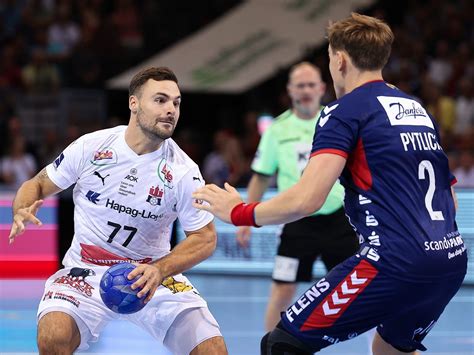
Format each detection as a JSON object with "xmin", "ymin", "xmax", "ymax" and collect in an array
[{"xmin": 280, "ymin": 255, "xmax": 465, "ymax": 352}]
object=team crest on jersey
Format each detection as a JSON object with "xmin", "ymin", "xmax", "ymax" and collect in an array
[
  {"xmin": 157, "ymin": 159, "xmax": 173, "ymax": 188},
  {"xmin": 146, "ymin": 185, "xmax": 164, "ymax": 206},
  {"xmin": 90, "ymin": 148, "xmax": 118, "ymax": 166}
]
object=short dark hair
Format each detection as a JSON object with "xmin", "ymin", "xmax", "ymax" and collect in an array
[
  {"xmin": 129, "ymin": 67, "xmax": 178, "ymax": 97},
  {"xmin": 327, "ymin": 13, "xmax": 394, "ymax": 71}
]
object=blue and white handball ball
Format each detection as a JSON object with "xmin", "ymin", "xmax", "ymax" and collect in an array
[{"xmin": 99, "ymin": 262, "xmax": 148, "ymax": 314}]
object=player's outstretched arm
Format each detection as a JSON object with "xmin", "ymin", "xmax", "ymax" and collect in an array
[
  {"xmin": 9, "ymin": 167, "xmax": 62, "ymax": 243},
  {"xmin": 193, "ymin": 153, "xmax": 346, "ymax": 226},
  {"xmin": 128, "ymin": 222, "xmax": 217, "ymax": 303}
]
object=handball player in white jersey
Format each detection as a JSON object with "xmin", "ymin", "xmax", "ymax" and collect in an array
[{"xmin": 8, "ymin": 67, "xmax": 228, "ymax": 355}]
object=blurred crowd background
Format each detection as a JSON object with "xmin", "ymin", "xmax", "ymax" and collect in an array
[{"xmin": 0, "ymin": 0, "xmax": 473, "ymax": 192}]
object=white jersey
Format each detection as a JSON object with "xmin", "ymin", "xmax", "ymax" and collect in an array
[{"xmin": 46, "ymin": 126, "xmax": 213, "ymax": 267}]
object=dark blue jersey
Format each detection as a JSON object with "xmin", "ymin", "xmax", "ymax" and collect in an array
[{"xmin": 311, "ymin": 81, "xmax": 467, "ymax": 281}]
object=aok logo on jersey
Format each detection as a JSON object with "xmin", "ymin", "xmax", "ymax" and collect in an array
[
  {"xmin": 377, "ymin": 96, "xmax": 434, "ymax": 129},
  {"xmin": 90, "ymin": 147, "xmax": 118, "ymax": 166}
]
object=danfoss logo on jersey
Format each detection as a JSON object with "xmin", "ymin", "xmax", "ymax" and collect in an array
[
  {"xmin": 106, "ymin": 199, "xmax": 161, "ymax": 220},
  {"xmin": 377, "ymin": 96, "xmax": 434, "ymax": 129}
]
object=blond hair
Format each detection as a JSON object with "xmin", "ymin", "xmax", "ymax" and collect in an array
[{"xmin": 327, "ymin": 13, "xmax": 394, "ymax": 70}]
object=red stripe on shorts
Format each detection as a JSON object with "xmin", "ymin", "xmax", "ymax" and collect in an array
[{"xmin": 300, "ymin": 259, "xmax": 378, "ymax": 331}]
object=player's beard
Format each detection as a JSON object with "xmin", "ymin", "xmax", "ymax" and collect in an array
[
  {"xmin": 136, "ymin": 107, "xmax": 176, "ymax": 141},
  {"xmin": 295, "ymin": 98, "xmax": 319, "ymax": 118}
]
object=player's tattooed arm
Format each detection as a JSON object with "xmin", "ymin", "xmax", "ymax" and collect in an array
[
  {"xmin": 12, "ymin": 167, "xmax": 62, "ymax": 212},
  {"xmin": 30, "ymin": 167, "xmax": 62, "ymax": 197},
  {"xmin": 35, "ymin": 167, "xmax": 49, "ymax": 181},
  {"xmin": 38, "ymin": 168, "xmax": 63, "ymax": 195}
]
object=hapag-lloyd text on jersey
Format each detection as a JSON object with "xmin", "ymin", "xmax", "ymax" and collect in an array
[{"xmin": 105, "ymin": 199, "xmax": 163, "ymax": 220}]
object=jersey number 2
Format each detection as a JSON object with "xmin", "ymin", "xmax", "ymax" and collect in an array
[
  {"xmin": 106, "ymin": 221, "xmax": 138, "ymax": 247},
  {"xmin": 418, "ymin": 160, "xmax": 444, "ymax": 221}
]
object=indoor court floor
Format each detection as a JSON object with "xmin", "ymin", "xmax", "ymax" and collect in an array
[{"xmin": 1, "ymin": 274, "xmax": 473, "ymax": 355}]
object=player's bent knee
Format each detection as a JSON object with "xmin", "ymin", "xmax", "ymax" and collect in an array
[
  {"xmin": 191, "ymin": 336, "xmax": 227, "ymax": 355},
  {"xmin": 261, "ymin": 325, "xmax": 313, "ymax": 355},
  {"xmin": 165, "ymin": 307, "xmax": 226, "ymax": 355},
  {"xmin": 37, "ymin": 311, "xmax": 80, "ymax": 354}
]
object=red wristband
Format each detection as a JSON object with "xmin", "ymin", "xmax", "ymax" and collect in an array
[{"xmin": 230, "ymin": 202, "xmax": 260, "ymax": 227}]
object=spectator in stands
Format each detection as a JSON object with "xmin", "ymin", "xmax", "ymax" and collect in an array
[
  {"xmin": 38, "ymin": 129, "xmax": 62, "ymax": 168},
  {"xmin": 454, "ymin": 79, "xmax": 474, "ymax": 137},
  {"xmin": 66, "ymin": 26, "xmax": 102, "ymax": 87},
  {"xmin": 0, "ymin": 44, "xmax": 23, "ymax": 89},
  {"xmin": 453, "ymin": 150, "xmax": 474, "ymax": 188},
  {"xmin": 22, "ymin": 48, "xmax": 60, "ymax": 93},
  {"xmin": 21, "ymin": 0, "xmax": 54, "ymax": 34},
  {"xmin": 239, "ymin": 110, "xmax": 261, "ymax": 163},
  {"xmin": 48, "ymin": 3, "xmax": 80, "ymax": 61},
  {"xmin": 203, "ymin": 129, "xmax": 246, "ymax": 187},
  {"xmin": 427, "ymin": 40, "xmax": 453, "ymax": 87},
  {"xmin": 422, "ymin": 79, "xmax": 456, "ymax": 136},
  {"xmin": 30, "ymin": 26, "xmax": 55, "ymax": 60},
  {"xmin": 0, "ymin": 135, "xmax": 37, "ymax": 189},
  {"xmin": 445, "ymin": 43, "xmax": 471, "ymax": 96},
  {"xmin": 0, "ymin": 0, "xmax": 25, "ymax": 41},
  {"xmin": 110, "ymin": 0, "xmax": 143, "ymax": 53},
  {"xmin": 174, "ymin": 128, "xmax": 203, "ymax": 164}
]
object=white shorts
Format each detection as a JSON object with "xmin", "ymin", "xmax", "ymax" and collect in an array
[{"xmin": 37, "ymin": 266, "xmax": 222, "ymax": 353}]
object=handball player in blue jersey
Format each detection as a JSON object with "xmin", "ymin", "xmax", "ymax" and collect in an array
[{"xmin": 193, "ymin": 13, "xmax": 468, "ymax": 355}]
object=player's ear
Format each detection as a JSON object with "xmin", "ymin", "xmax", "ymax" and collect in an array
[
  {"xmin": 129, "ymin": 95, "xmax": 138, "ymax": 114},
  {"xmin": 336, "ymin": 51, "xmax": 347, "ymax": 73},
  {"xmin": 319, "ymin": 81, "xmax": 327, "ymax": 95}
]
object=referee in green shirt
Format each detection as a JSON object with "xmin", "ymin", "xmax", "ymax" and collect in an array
[{"xmin": 236, "ymin": 62, "xmax": 359, "ymax": 331}]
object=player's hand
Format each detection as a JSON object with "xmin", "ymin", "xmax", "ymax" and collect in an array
[
  {"xmin": 236, "ymin": 226, "xmax": 252, "ymax": 248},
  {"xmin": 192, "ymin": 182, "xmax": 243, "ymax": 223},
  {"xmin": 9, "ymin": 200, "xmax": 44, "ymax": 244},
  {"xmin": 128, "ymin": 263, "xmax": 163, "ymax": 303}
]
